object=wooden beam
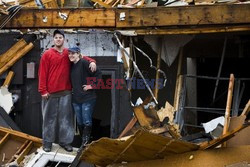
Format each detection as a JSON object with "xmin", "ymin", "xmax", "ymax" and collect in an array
[
  {"xmin": 3, "ymin": 71, "xmax": 14, "ymax": 87},
  {"xmin": 173, "ymin": 48, "xmax": 183, "ymax": 112},
  {"xmin": 0, "ymin": 133, "xmax": 10, "ymax": 150},
  {"xmin": 199, "ymin": 124, "xmax": 248, "ymax": 150},
  {"xmin": 112, "ymin": 145, "xmax": 250, "ymax": 167},
  {"xmin": 0, "ymin": 127, "xmax": 42, "ymax": 144},
  {"xmin": 116, "ymin": 4, "xmax": 250, "ymax": 28},
  {"xmin": 2, "ymin": 4, "xmax": 250, "ymax": 29},
  {"xmin": 241, "ymin": 100, "xmax": 250, "ymax": 116},
  {"xmin": 153, "ymin": 37, "xmax": 162, "ymax": 100},
  {"xmin": 122, "ymin": 25, "xmax": 250, "ymax": 35},
  {"xmin": 3, "ymin": 8, "xmax": 115, "ymax": 29},
  {"xmin": 133, "ymin": 105, "xmax": 153, "ymax": 129},
  {"xmin": 222, "ymin": 73, "xmax": 235, "ymax": 145},
  {"xmin": 16, "ymin": 141, "xmax": 33, "ymax": 164},
  {"xmin": 0, "ymin": 43, "xmax": 34, "ymax": 76},
  {"xmin": 0, "ymin": 39, "xmax": 27, "ymax": 69},
  {"xmin": 118, "ymin": 116, "xmax": 137, "ymax": 138}
]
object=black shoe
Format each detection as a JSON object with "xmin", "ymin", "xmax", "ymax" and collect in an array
[
  {"xmin": 43, "ymin": 142, "xmax": 52, "ymax": 152},
  {"xmin": 60, "ymin": 144, "xmax": 73, "ymax": 152}
]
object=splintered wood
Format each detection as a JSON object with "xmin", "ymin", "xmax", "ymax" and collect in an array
[
  {"xmin": 0, "ymin": 127, "xmax": 42, "ymax": 166},
  {"xmin": 133, "ymin": 105, "xmax": 160, "ymax": 129},
  {"xmin": 157, "ymin": 101, "xmax": 180, "ymax": 138}
]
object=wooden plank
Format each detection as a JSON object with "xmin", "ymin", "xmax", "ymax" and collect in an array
[
  {"xmin": 16, "ymin": 141, "xmax": 33, "ymax": 164},
  {"xmin": 7, "ymin": 140, "xmax": 30, "ymax": 163},
  {"xmin": 4, "ymin": 8, "xmax": 115, "ymax": 29},
  {"xmin": 149, "ymin": 126, "xmax": 168, "ymax": 134},
  {"xmin": 112, "ymin": 131, "xmax": 142, "ymax": 164},
  {"xmin": 116, "ymin": 4, "xmax": 250, "ymax": 28},
  {"xmin": 241, "ymin": 99, "xmax": 250, "ymax": 116},
  {"xmin": 91, "ymin": 0, "xmax": 112, "ymax": 8},
  {"xmin": 2, "ymin": 71, "xmax": 14, "ymax": 87},
  {"xmin": 222, "ymin": 73, "xmax": 235, "ymax": 147},
  {"xmin": 173, "ymin": 48, "xmax": 183, "ymax": 112},
  {"xmin": 80, "ymin": 129, "xmax": 198, "ymax": 166},
  {"xmin": 118, "ymin": 116, "xmax": 137, "ymax": 138},
  {"xmin": 227, "ymin": 116, "xmax": 250, "ymax": 147},
  {"xmin": 0, "ymin": 43, "xmax": 34, "ymax": 76},
  {"xmin": 111, "ymin": 145, "xmax": 250, "ymax": 167},
  {"xmin": 133, "ymin": 105, "xmax": 154, "ymax": 129},
  {"xmin": 0, "ymin": 39, "xmax": 27, "ymax": 69},
  {"xmin": 0, "ymin": 127, "xmax": 42, "ymax": 144},
  {"xmin": 2, "ymin": 4, "xmax": 250, "ymax": 29},
  {"xmin": 0, "ymin": 133, "xmax": 10, "ymax": 150},
  {"xmin": 199, "ymin": 124, "xmax": 248, "ymax": 150},
  {"xmin": 153, "ymin": 37, "xmax": 162, "ymax": 100},
  {"xmin": 134, "ymin": 25, "xmax": 250, "ymax": 35}
]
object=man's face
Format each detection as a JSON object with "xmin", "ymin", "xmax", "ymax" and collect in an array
[{"xmin": 53, "ymin": 34, "xmax": 64, "ymax": 47}]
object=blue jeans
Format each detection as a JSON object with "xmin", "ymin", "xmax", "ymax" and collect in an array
[{"xmin": 72, "ymin": 99, "xmax": 96, "ymax": 126}]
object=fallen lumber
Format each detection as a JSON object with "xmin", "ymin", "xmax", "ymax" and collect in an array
[
  {"xmin": 0, "ymin": 39, "xmax": 27, "ymax": 69},
  {"xmin": 222, "ymin": 73, "xmax": 234, "ymax": 146},
  {"xmin": 2, "ymin": 71, "xmax": 14, "ymax": 87},
  {"xmin": 241, "ymin": 100, "xmax": 250, "ymax": 116},
  {"xmin": 80, "ymin": 129, "xmax": 198, "ymax": 166},
  {"xmin": 199, "ymin": 123, "xmax": 249, "ymax": 150},
  {"xmin": 0, "ymin": 42, "xmax": 34, "ymax": 76},
  {"xmin": 111, "ymin": 145, "xmax": 250, "ymax": 167}
]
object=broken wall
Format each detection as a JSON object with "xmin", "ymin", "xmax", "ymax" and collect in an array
[{"xmin": 0, "ymin": 33, "xmax": 43, "ymax": 137}]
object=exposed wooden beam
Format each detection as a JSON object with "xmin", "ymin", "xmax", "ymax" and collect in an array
[
  {"xmin": 241, "ymin": 99, "xmax": 250, "ymax": 116},
  {"xmin": 222, "ymin": 73, "xmax": 235, "ymax": 144},
  {"xmin": 2, "ymin": 4, "xmax": 250, "ymax": 29},
  {"xmin": 134, "ymin": 25, "xmax": 250, "ymax": 35},
  {"xmin": 116, "ymin": 4, "xmax": 250, "ymax": 28},
  {"xmin": 4, "ymin": 8, "xmax": 115, "ymax": 29},
  {"xmin": 3, "ymin": 71, "xmax": 14, "ymax": 87}
]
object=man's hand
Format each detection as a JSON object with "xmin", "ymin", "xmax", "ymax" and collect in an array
[
  {"xmin": 42, "ymin": 93, "xmax": 50, "ymax": 99},
  {"xmin": 89, "ymin": 62, "xmax": 96, "ymax": 72},
  {"xmin": 82, "ymin": 85, "xmax": 93, "ymax": 91}
]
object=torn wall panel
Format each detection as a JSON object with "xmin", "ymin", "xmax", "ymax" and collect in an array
[{"xmin": 80, "ymin": 129, "xmax": 198, "ymax": 166}]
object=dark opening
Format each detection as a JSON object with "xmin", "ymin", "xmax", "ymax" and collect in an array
[
  {"xmin": 45, "ymin": 161, "xmax": 71, "ymax": 167},
  {"xmin": 92, "ymin": 74, "xmax": 112, "ymax": 140}
]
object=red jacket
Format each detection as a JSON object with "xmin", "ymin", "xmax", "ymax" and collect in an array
[{"xmin": 38, "ymin": 48, "xmax": 95, "ymax": 95}]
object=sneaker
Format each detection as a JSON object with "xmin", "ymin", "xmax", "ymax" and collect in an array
[
  {"xmin": 59, "ymin": 144, "xmax": 73, "ymax": 152},
  {"xmin": 43, "ymin": 142, "xmax": 52, "ymax": 152}
]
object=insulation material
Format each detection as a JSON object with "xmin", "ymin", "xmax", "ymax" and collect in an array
[
  {"xmin": 0, "ymin": 86, "xmax": 13, "ymax": 113},
  {"xmin": 144, "ymin": 35, "xmax": 194, "ymax": 67}
]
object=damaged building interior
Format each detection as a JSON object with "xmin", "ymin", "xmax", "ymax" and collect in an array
[{"xmin": 0, "ymin": 0, "xmax": 250, "ymax": 166}]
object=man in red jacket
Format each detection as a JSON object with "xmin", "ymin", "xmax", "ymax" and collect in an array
[{"xmin": 38, "ymin": 29, "xmax": 96, "ymax": 152}]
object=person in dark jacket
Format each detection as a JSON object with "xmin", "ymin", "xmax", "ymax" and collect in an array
[{"xmin": 68, "ymin": 46, "xmax": 102, "ymax": 146}]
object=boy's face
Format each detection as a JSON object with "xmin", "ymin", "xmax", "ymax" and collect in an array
[
  {"xmin": 68, "ymin": 52, "xmax": 80, "ymax": 63},
  {"xmin": 53, "ymin": 34, "xmax": 64, "ymax": 47}
]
